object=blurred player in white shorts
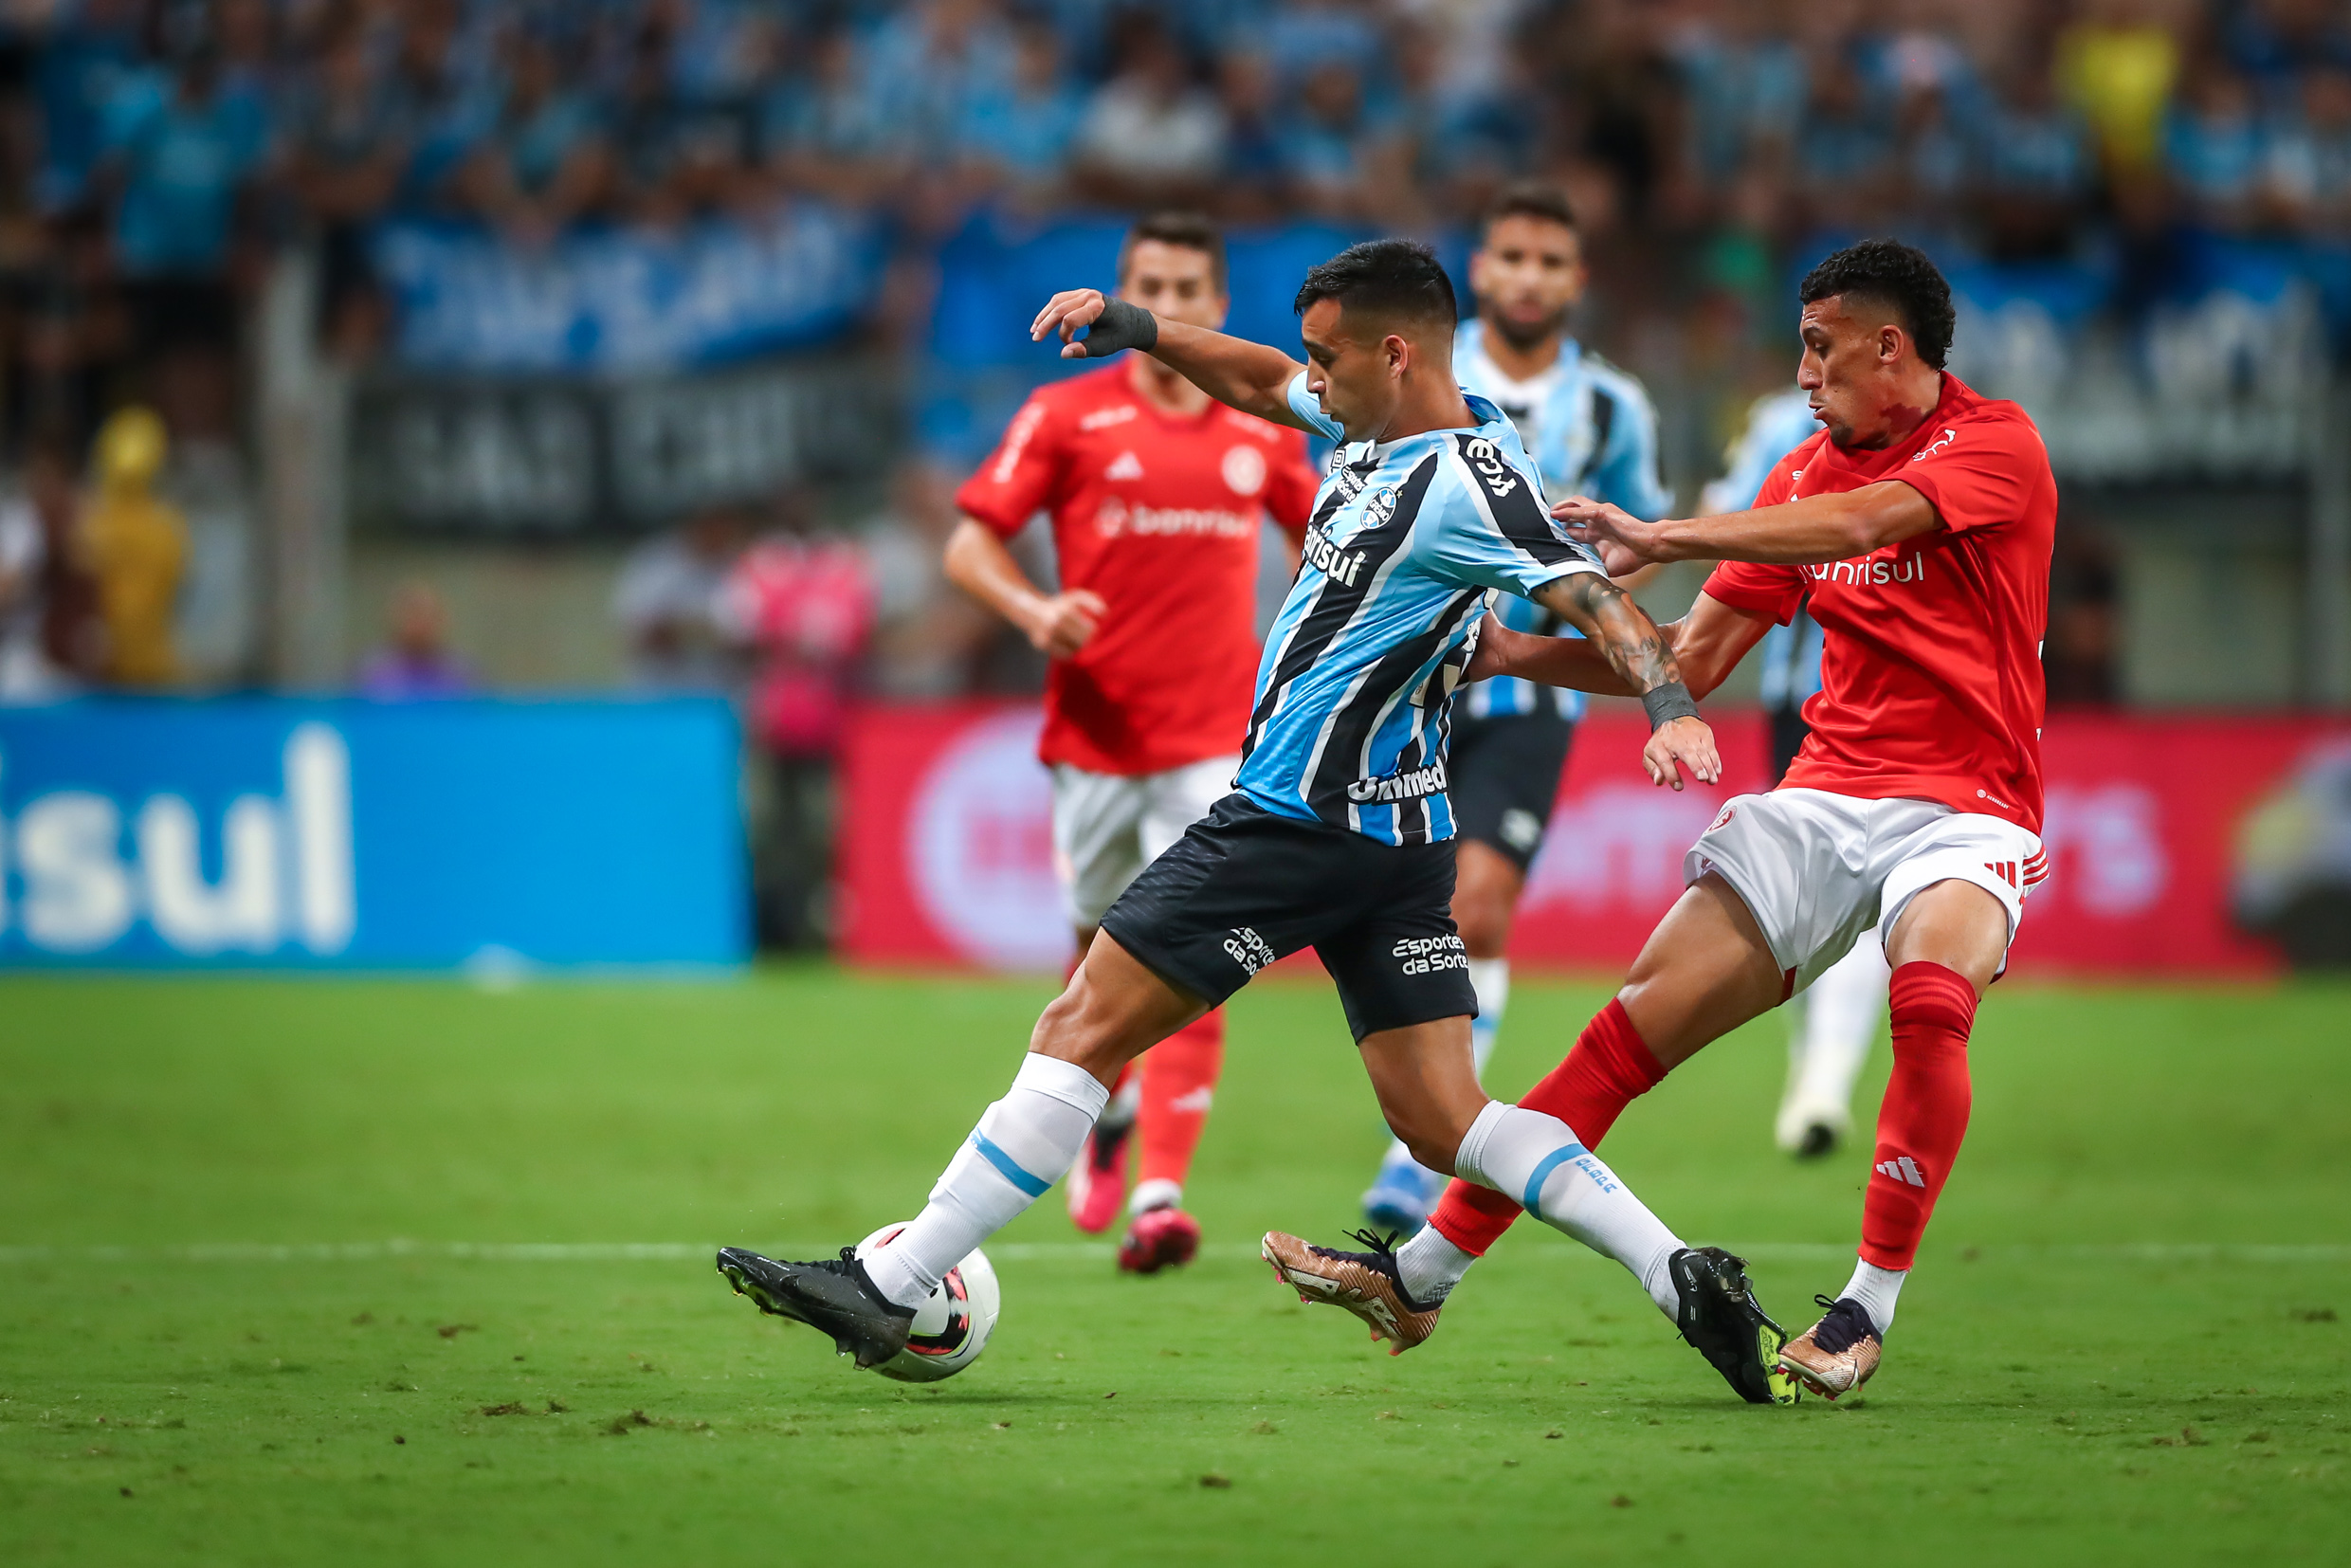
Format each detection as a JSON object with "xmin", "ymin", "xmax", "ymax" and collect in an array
[
  {"xmin": 1704, "ymin": 386, "xmax": 1894, "ymax": 1158},
  {"xmin": 1052, "ymin": 757, "xmax": 1238, "ymax": 932},
  {"xmin": 945, "ymin": 213, "xmax": 1315, "ymax": 1273}
]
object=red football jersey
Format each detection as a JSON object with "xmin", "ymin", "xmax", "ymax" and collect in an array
[
  {"xmin": 956, "ymin": 363, "xmax": 1319, "ymax": 775},
  {"xmin": 1704, "ymin": 374, "xmax": 2055, "ymax": 833}
]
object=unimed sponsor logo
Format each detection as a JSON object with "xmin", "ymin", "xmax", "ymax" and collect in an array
[{"xmin": 1346, "ymin": 760, "xmax": 1448, "ymax": 805}]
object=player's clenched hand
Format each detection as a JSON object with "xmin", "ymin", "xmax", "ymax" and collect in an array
[
  {"xmin": 1023, "ymin": 589, "xmax": 1107, "ymax": 657},
  {"xmin": 1641, "ymin": 715, "xmax": 1721, "ymax": 793},
  {"xmin": 1554, "ymin": 495, "xmax": 1663, "ymax": 570}
]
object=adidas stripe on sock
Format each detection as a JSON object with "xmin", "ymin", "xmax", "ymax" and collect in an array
[
  {"xmin": 866, "ymin": 1053, "xmax": 1108, "ymax": 1309},
  {"xmin": 1453, "ymin": 1102, "xmax": 1683, "ymax": 1318}
]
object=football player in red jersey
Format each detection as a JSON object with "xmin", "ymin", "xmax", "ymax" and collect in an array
[
  {"xmin": 1276, "ymin": 239, "xmax": 2053, "ymax": 1398},
  {"xmin": 944, "ymin": 212, "xmax": 1318, "ymax": 1273}
]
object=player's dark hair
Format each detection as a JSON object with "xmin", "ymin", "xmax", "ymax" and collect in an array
[
  {"xmin": 1120, "ymin": 211, "xmax": 1227, "ymax": 292},
  {"xmin": 1293, "ymin": 238, "xmax": 1458, "ymax": 334},
  {"xmin": 1797, "ymin": 239, "xmax": 1956, "ymax": 370},
  {"xmin": 1480, "ymin": 182, "xmax": 1577, "ymax": 242}
]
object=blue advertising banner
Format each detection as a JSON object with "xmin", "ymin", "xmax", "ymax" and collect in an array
[
  {"xmin": 374, "ymin": 207, "xmax": 885, "ymax": 373},
  {"xmin": 0, "ymin": 699, "xmax": 747, "ymax": 971}
]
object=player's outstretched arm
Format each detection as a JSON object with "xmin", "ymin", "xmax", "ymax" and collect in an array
[
  {"xmin": 1554, "ymin": 479, "xmax": 1940, "ymax": 566},
  {"xmin": 1030, "ymin": 289, "xmax": 1306, "ymax": 429},
  {"xmin": 1469, "ymin": 591, "xmax": 1773, "ymax": 700},
  {"xmin": 1535, "ymin": 574, "xmax": 1722, "ymax": 792}
]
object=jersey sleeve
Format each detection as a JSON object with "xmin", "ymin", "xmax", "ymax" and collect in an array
[
  {"xmin": 1422, "ymin": 437, "xmax": 1606, "ymax": 598},
  {"xmin": 1701, "ymin": 559, "xmax": 1807, "ymax": 624},
  {"xmin": 954, "ymin": 391, "xmax": 1066, "ymax": 538},
  {"xmin": 1697, "ymin": 452, "xmax": 1806, "ymax": 622},
  {"xmin": 1894, "ymin": 410, "xmax": 2048, "ymax": 536},
  {"xmin": 1592, "ymin": 380, "xmax": 1676, "ymax": 521},
  {"xmin": 1285, "ymin": 370, "xmax": 1345, "ymax": 443},
  {"xmin": 1262, "ymin": 427, "xmax": 1320, "ymax": 539}
]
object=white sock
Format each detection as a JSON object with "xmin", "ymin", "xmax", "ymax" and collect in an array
[
  {"xmin": 1467, "ymin": 957, "xmax": 1510, "ymax": 1080},
  {"xmin": 865, "ymin": 1054, "xmax": 1108, "ymax": 1309},
  {"xmin": 1840, "ymin": 1258, "xmax": 1906, "ymax": 1337},
  {"xmin": 1795, "ymin": 936, "xmax": 1888, "ymax": 1110},
  {"xmin": 1395, "ymin": 1225, "xmax": 1478, "ymax": 1304},
  {"xmin": 1454, "ymin": 1101, "xmax": 1684, "ymax": 1320},
  {"xmin": 1128, "ymin": 1177, "xmax": 1180, "ymax": 1214}
]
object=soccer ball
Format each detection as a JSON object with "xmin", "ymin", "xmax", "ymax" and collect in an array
[{"xmin": 853, "ymin": 1224, "xmax": 999, "ymax": 1383}]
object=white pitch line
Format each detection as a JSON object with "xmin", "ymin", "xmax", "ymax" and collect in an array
[{"xmin": 0, "ymin": 1240, "xmax": 2346, "ymax": 1266}]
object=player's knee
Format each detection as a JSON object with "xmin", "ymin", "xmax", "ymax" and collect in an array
[
  {"xmin": 1449, "ymin": 850, "xmax": 1519, "ymax": 957},
  {"xmin": 1452, "ymin": 895, "xmax": 1512, "ymax": 958},
  {"xmin": 1391, "ymin": 1122, "xmax": 1457, "ymax": 1176}
]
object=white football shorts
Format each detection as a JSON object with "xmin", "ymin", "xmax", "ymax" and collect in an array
[
  {"xmin": 1684, "ymin": 788, "xmax": 2047, "ymax": 994},
  {"xmin": 1051, "ymin": 755, "xmax": 1238, "ymax": 930}
]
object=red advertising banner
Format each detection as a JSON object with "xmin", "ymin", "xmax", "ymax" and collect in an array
[{"xmin": 838, "ymin": 702, "xmax": 2351, "ymax": 978}]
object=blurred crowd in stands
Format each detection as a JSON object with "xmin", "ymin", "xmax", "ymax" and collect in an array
[
  {"xmin": 9, "ymin": 0, "xmax": 2351, "ymax": 392},
  {"xmin": 0, "ymin": 0, "xmax": 2330, "ymax": 680}
]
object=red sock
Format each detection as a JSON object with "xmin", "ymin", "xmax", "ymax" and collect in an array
[
  {"xmin": 1136, "ymin": 1010, "xmax": 1223, "ymax": 1193},
  {"xmin": 1861, "ymin": 962, "xmax": 1977, "ymax": 1270},
  {"xmin": 1428, "ymin": 998, "xmax": 1668, "ymax": 1255}
]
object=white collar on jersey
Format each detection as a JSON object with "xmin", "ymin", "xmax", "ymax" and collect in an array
[{"xmin": 1453, "ymin": 318, "xmax": 1583, "ymax": 397}]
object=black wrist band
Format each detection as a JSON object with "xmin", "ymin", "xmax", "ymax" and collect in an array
[
  {"xmin": 1083, "ymin": 298, "xmax": 1157, "ymax": 356},
  {"xmin": 1642, "ymin": 682, "xmax": 1700, "ymax": 729}
]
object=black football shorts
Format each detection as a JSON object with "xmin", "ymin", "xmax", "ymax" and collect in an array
[
  {"xmin": 1098, "ymin": 793, "xmax": 1476, "ymax": 1042},
  {"xmin": 1448, "ymin": 709, "xmax": 1576, "ymax": 874}
]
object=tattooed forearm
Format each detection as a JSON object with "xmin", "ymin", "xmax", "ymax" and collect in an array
[{"xmin": 1540, "ymin": 574, "xmax": 1683, "ymax": 696}]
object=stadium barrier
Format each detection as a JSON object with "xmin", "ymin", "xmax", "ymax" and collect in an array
[
  {"xmin": 0, "ymin": 698, "xmax": 747, "ymax": 971},
  {"xmin": 838, "ymin": 702, "xmax": 2351, "ymax": 978}
]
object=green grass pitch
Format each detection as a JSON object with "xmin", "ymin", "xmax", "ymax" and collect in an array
[{"xmin": 2, "ymin": 969, "xmax": 2347, "ymax": 1566}]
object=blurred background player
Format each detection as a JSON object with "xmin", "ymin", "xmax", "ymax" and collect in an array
[
  {"xmin": 1704, "ymin": 386, "xmax": 1891, "ymax": 1159},
  {"xmin": 944, "ymin": 211, "xmax": 1316, "ymax": 1273},
  {"xmin": 1362, "ymin": 184, "xmax": 1672, "ymax": 1235}
]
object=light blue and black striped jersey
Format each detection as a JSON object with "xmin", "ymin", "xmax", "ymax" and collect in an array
[
  {"xmin": 1230, "ymin": 372, "xmax": 1607, "ymax": 846},
  {"xmin": 1450, "ymin": 319, "xmax": 1673, "ymax": 723},
  {"xmin": 1700, "ymin": 388, "xmax": 1824, "ymax": 710}
]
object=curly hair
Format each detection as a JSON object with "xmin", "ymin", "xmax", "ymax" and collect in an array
[{"xmin": 1797, "ymin": 239, "xmax": 1955, "ymax": 370}]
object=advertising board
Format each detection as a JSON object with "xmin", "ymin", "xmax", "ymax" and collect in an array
[
  {"xmin": 838, "ymin": 703, "xmax": 2351, "ymax": 978},
  {"xmin": 0, "ymin": 699, "xmax": 747, "ymax": 971}
]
